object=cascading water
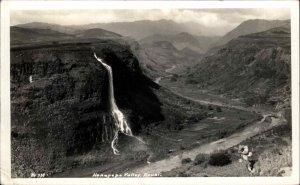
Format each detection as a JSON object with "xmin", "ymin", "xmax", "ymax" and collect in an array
[{"xmin": 94, "ymin": 53, "xmax": 144, "ymax": 155}]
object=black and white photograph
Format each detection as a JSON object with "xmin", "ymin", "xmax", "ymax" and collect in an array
[{"xmin": 1, "ymin": 1, "xmax": 299, "ymax": 185}]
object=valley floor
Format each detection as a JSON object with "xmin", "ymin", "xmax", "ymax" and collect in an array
[{"xmin": 51, "ymin": 83, "xmax": 291, "ymax": 177}]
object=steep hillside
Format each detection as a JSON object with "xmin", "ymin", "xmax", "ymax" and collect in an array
[
  {"xmin": 138, "ymin": 40, "xmax": 202, "ymax": 78},
  {"xmin": 184, "ymin": 25, "xmax": 291, "ymax": 106},
  {"xmin": 195, "ymin": 35, "xmax": 220, "ymax": 52},
  {"xmin": 215, "ymin": 19, "xmax": 290, "ymax": 47},
  {"xmin": 140, "ymin": 32, "xmax": 206, "ymax": 53},
  {"xmin": 181, "ymin": 47, "xmax": 202, "ymax": 58},
  {"xmin": 142, "ymin": 41, "xmax": 180, "ymax": 66},
  {"xmin": 127, "ymin": 39, "xmax": 167, "ymax": 79},
  {"xmin": 140, "ymin": 32, "xmax": 220, "ymax": 54}
]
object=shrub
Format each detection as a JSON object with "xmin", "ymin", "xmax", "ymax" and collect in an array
[
  {"xmin": 133, "ymin": 151, "xmax": 149, "ymax": 162},
  {"xmin": 181, "ymin": 158, "xmax": 192, "ymax": 164},
  {"xmin": 208, "ymin": 105, "xmax": 214, "ymax": 110},
  {"xmin": 216, "ymin": 107, "xmax": 222, "ymax": 112},
  {"xmin": 188, "ymin": 112, "xmax": 206, "ymax": 123},
  {"xmin": 194, "ymin": 153, "xmax": 208, "ymax": 165},
  {"xmin": 177, "ymin": 171, "xmax": 191, "ymax": 177},
  {"xmin": 239, "ymin": 117, "xmax": 246, "ymax": 120},
  {"xmin": 244, "ymin": 91, "xmax": 270, "ymax": 106},
  {"xmin": 170, "ymin": 74, "xmax": 179, "ymax": 82},
  {"xmin": 180, "ymin": 145, "xmax": 186, "ymax": 150},
  {"xmin": 208, "ymin": 151, "xmax": 231, "ymax": 166},
  {"xmin": 217, "ymin": 130, "xmax": 228, "ymax": 139},
  {"xmin": 186, "ymin": 78, "xmax": 198, "ymax": 84}
]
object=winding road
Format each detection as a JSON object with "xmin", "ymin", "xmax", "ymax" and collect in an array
[
  {"xmin": 126, "ymin": 88, "xmax": 283, "ymax": 175},
  {"xmin": 129, "ymin": 112, "xmax": 282, "ymax": 174}
]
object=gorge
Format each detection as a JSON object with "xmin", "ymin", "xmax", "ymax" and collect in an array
[{"xmin": 10, "ymin": 18, "xmax": 292, "ymax": 178}]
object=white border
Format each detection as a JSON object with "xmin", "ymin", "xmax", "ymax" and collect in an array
[{"xmin": 1, "ymin": 1, "xmax": 299, "ymax": 185}]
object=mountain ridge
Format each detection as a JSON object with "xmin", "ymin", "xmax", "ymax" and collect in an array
[
  {"xmin": 183, "ymin": 25, "xmax": 291, "ymax": 106},
  {"xmin": 214, "ymin": 19, "xmax": 290, "ymax": 47},
  {"xmin": 14, "ymin": 19, "xmax": 211, "ymax": 40}
]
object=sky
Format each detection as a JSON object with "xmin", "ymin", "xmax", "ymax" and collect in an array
[{"xmin": 11, "ymin": 9, "xmax": 290, "ymax": 36}]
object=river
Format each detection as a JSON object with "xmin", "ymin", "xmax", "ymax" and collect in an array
[{"xmin": 155, "ymin": 65, "xmax": 177, "ymax": 84}]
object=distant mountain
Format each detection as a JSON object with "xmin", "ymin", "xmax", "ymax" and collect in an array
[
  {"xmin": 75, "ymin": 28, "xmax": 121, "ymax": 39},
  {"xmin": 15, "ymin": 20, "xmax": 214, "ymax": 40},
  {"xmin": 140, "ymin": 32, "xmax": 221, "ymax": 54},
  {"xmin": 214, "ymin": 19, "xmax": 290, "ymax": 47},
  {"xmin": 84, "ymin": 20, "xmax": 191, "ymax": 40},
  {"xmin": 126, "ymin": 39, "xmax": 165, "ymax": 79},
  {"xmin": 15, "ymin": 22, "xmax": 80, "ymax": 34},
  {"xmin": 133, "ymin": 40, "xmax": 203, "ymax": 79},
  {"xmin": 140, "ymin": 32, "xmax": 204, "ymax": 53},
  {"xmin": 141, "ymin": 41, "xmax": 182, "ymax": 66},
  {"xmin": 184, "ymin": 25, "xmax": 291, "ymax": 106},
  {"xmin": 11, "ymin": 26, "xmax": 122, "ymax": 45},
  {"xmin": 194, "ymin": 35, "xmax": 221, "ymax": 52},
  {"xmin": 180, "ymin": 47, "xmax": 202, "ymax": 58},
  {"xmin": 11, "ymin": 26, "xmax": 74, "ymax": 45}
]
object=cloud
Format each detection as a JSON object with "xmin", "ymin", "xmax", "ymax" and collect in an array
[{"xmin": 10, "ymin": 9, "xmax": 290, "ymax": 35}]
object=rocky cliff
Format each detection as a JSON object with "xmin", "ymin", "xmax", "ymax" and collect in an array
[{"xmin": 11, "ymin": 40, "xmax": 163, "ymax": 177}]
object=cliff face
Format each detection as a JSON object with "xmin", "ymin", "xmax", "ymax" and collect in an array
[
  {"xmin": 11, "ymin": 41, "xmax": 163, "ymax": 177},
  {"xmin": 185, "ymin": 26, "xmax": 291, "ymax": 106}
]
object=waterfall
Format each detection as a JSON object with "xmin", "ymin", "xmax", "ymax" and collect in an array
[
  {"xmin": 94, "ymin": 53, "xmax": 144, "ymax": 155},
  {"xmin": 29, "ymin": 75, "xmax": 33, "ymax": 83}
]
